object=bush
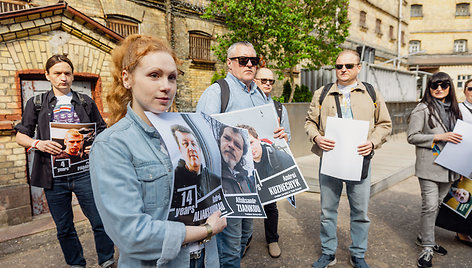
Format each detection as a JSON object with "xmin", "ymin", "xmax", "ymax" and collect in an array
[
  {"xmin": 211, "ymin": 69, "xmax": 226, "ymax": 84},
  {"xmin": 279, "ymin": 80, "xmax": 313, "ymax": 103}
]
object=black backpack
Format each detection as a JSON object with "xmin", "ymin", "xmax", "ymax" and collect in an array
[
  {"xmin": 319, "ymin": 81, "xmax": 377, "ymax": 109},
  {"xmin": 215, "ymin": 79, "xmax": 283, "ymax": 120}
]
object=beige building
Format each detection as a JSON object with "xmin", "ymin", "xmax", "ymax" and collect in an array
[
  {"xmin": 408, "ymin": 0, "xmax": 472, "ymax": 100},
  {"xmin": 0, "ymin": 0, "xmax": 225, "ymax": 227},
  {"xmin": 343, "ymin": 0, "xmax": 410, "ymax": 67}
]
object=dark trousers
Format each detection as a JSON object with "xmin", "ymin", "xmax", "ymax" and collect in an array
[
  {"xmin": 44, "ymin": 172, "xmax": 114, "ymax": 266},
  {"xmin": 263, "ymin": 202, "xmax": 279, "ymax": 243}
]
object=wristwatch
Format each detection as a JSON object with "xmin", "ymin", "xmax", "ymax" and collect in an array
[{"xmin": 200, "ymin": 223, "xmax": 213, "ymax": 244}]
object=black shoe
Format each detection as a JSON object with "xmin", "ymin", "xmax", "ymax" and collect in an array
[
  {"xmin": 416, "ymin": 237, "xmax": 447, "ymax": 256},
  {"xmin": 417, "ymin": 247, "xmax": 433, "ymax": 268}
]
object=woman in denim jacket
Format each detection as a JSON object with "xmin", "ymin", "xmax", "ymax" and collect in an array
[
  {"xmin": 89, "ymin": 35, "xmax": 226, "ymax": 268},
  {"xmin": 407, "ymin": 72, "xmax": 462, "ymax": 268}
]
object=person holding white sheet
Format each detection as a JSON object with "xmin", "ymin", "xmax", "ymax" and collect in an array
[
  {"xmin": 305, "ymin": 50, "xmax": 391, "ymax": 268},
  {"xmin": 407, "ymin": 72, "xmax": 463, "ymax": 268}
]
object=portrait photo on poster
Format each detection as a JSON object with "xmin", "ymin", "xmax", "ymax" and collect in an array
[
  {"xmin": 145, "ymin": 112, "xmax": 234, "ymax": 225},
  {"xmin": 50, "ymin": 122, "xmax": 96, "ymax": 178},
  {"xmin": 210, "ymin": 104, "xmax": 308, "ymax": 205}
]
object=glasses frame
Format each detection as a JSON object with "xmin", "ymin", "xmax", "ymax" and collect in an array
[
  {"xmin": 256, "ymin": 78, "xmax": 276, "ymax": 85},
  {"xmin": 335, "ymin": 63, "xmax": 359, "ymax": 70},
  {"xmin": 430, "ymin": 81, "xmax": 451, "ymax": 90},
  {"xmin": 229, "ymin": 56, "xmax": 260, "ymax": 67},
  {"xmin": 466, "ymin": 87, "xmax": 472, "ymax": 92}
]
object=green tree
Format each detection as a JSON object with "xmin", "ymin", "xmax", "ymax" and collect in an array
[{"xmin": 203, "ymin": 0, "xmax": 350, "ymax": 102}]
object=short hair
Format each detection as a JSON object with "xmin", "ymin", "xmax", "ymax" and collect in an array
[
  {"xmin": 464, "ymin": 78, "xmax": 472, "ymax": 92},
  {"xmin": 236, "ymin": 124, "xmax": 258, "ymax": 139},
  {"xmin": 218, "ymin": 126, "xmax": 248, "ymax": 162},
  {"xmin": 64, "ymin": 129, "xmax": 83, "ymax": 141},
  {"xmin": 336, "ymin": 49, "xmax": 361, "ymax": 63},
  {"xmin": 171, "ymin": 124, "xmax": 193, "ymax": 147},
  {"xmin": 227, "ymin": 41, "xmax": 256, "ymax": 58},
  {"xmin": 46, "ymin": 54, "xmax": 74, "ymax": 73},
  {"xmin": 255, "ymin": 67, "xmax": 273, "ymax": 78}
]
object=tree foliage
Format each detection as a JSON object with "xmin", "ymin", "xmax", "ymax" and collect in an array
[{"xmin": 203, "ymin": 0, "xmax": 350, "ymax": 102}]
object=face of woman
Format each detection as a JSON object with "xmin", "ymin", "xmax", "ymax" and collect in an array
[
  {"xmin": 124, "ymin": 51, "xmax": 177, "ymax": 116},
  {"xmin": 465, "ymin": 81, "xmax": 472, "ymax": 103},
  {"xmin": 429, "ymin": 80, "xmax": 450, "ymax": 102}
]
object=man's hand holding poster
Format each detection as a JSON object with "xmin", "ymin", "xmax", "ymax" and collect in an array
[
  {"xmin": 50, "ymin": 122, "xmax": 96, "ymax": 177},
  {"xmin": 211, "ymin": 104, "xmax": 308, "ymax": 205}
]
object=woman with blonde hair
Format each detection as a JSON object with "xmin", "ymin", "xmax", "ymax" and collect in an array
[{"xmin": 89, "ymin": 34, "xmax": 226, "ymax": 267}]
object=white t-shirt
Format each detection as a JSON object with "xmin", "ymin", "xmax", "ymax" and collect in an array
[
  {"xmin": 53, "ymin": 92, "xmax": 80, "ymax": 123},
  {"xmin": 459, "ymin": 100, "xmax": 472, "ymax": 124},
  {"xmin": 337, "ymin": 82, "xmax": 357, "ymax": 119}
]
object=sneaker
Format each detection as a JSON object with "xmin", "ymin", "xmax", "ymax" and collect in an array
[
  {"xmin": 312, "ymin": 254, "xmax": 336, "ymax": 268},
  {"xmin": 417, "ymin": 247, "xmax": 433, "ymax": 268},
  {"xmin": 101, "ymin": 258, "xmax": 116, "ymax": 268},
  {"xmin": 268, "ymin": 242, "xmax": 281, "ymax": 258},
  {"xmin": 416, "ymin": 237, "xmax": 447, "ymax": 256},
  {"xmin": 350, "ymin": 256, "xmax": 370, "ymax": 268}
]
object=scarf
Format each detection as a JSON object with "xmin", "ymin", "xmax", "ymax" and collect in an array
[{"xmin": 433, "ymin": 98, "xmax": 455, "ymax": 131}]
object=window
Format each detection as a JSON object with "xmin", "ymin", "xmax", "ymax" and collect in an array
[
  {"xmin": 0, "ymin": 0, "xmax": 27, "ymax": 13},
  {"xmin": 359, "ymin": 11, "xmax": 367, "ymax": 28},
  {"xmin": 457, "ymin": 74, "xmax": 472, "ymax": 89},
  {"xmin": 409, "ymin": 40, "xmax": 421, "ymax": 53},
  {"xmin": 375, "ymin": 19, "xmax": 382, "ymax": 36},
  {"xmin": 389, "ymin": 25, "xmax": 396, "ymax": 40},
  {"xmin": 411, "ymin": 4, "xmax": 423, "ymax": 17},
  {"xmin": 454, "ymin": 39, "xmax": 467, "ymax": 52},
  {"xmin": 401, "ymin": 31, "xmax": 405, "ymax": 46},
  {"xmin": 106, "ymin": 15, "xmax": 139, "ymax": 38},
  {"xmin": 456, "ymin": 3, "xmax": 470, "ymax": 16},
  {"xmin": 189, "ymin": 31, "xmax": 212, "ymax": 61}
]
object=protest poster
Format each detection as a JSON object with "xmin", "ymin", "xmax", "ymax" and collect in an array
[
  {"xmin": 320, "ymin": 117, "xmax": 369, "ymax": 181},
  {"xmin": 50, "ymin": 122, "xmax": 96, "ymax": 177},
  {"xmin": 146, "ymin": 112, "xmax": 265, "ymax": 221},
  {"xmin": 434, "ymin": 120, "xmax": 472, "ymax": 179},
  {"xmin": 211, "ymin": 104, "xmax": 308, "ymax": 205}
]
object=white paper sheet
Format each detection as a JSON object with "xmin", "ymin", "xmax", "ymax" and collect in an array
[
  {"xmin": 320, "ymin": 117, "xmax": 370, "ymax": 181},
  {"xmin": 435, "ymin": 120, "xmax": 472, "ymax": 179}
]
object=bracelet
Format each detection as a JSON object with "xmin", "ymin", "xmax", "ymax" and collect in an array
[
  {"xmin": 200, "ymin": 223, "xmax": 213, "ymax": 244},
  {"xmin": 27, "ymin": 140, "xmax": 40, "ymax": 153}
]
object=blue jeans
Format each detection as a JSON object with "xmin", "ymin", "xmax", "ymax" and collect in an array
[
  {"xmin": 44, "ymin": 172, "xmax": 114, "ymax": 266},
  {"xmin": 216, "ymin": 218, "xmax": 253, "ymax": 267},
  {"xmin": 189, "ymin": 249, "xmax": 205, "ymax": 268},
  {"xmin": 319, "ymin": 167, "xmax": 371, "ymax": 258}
]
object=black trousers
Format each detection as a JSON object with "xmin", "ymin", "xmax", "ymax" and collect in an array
[{"xmin": 263, "ymin": 202, "xmax": 279, "ymax": 243}]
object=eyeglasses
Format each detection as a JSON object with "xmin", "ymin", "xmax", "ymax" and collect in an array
[
  {"xmin": 335, "ymin": 63, "xmax": 358, "ymax": 70},
  {"xmin": 256, "ymin": 78, "xmax": 275, "ymax": 85},
  {"xmin": 467, "ymin": 87, "xmax": 472, "ymax": 91},
  {"xmin": 430, "ymin": 80, "xmax": 450, "ymax": 90},
  {"xmin": 230, "ymin": 56, "xmax": 260, "ymax": 67}
]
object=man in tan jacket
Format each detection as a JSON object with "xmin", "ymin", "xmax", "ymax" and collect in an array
[{"xmin": 305, "ymin": 50, "xmax": 391, "ymax": 268}]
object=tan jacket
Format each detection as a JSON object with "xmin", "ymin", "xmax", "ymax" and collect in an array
[{"xmin": 304, "ymin": 81, "xmax": 392, "ymax": 156}]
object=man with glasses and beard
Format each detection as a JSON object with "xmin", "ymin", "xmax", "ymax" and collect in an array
[
  {"xmin": 305, "ymin": 50, "xmax": 391, "ymax": 268},
  {"xmin": 197, "ymin": 42, "xmax": 288, "ymax": 267}
]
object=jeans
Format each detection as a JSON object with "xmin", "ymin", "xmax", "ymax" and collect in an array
[
  {"xmin": 319, "ymin": 166, "xmax": 371, "ymax": 258},
  {"xmin": 216, "ymin": 218, "xmax": 253, "ymax": 268},
  {"xmin": 44, "ymin": 172, "xmax": 115, "ymax": 266},
  {"xmin": 418, "ymin": 178, "xmax": 453, "ymax": 247},
  {"xmin": 189, "ymin": 249, "xmax": 205, "ymax": 268},
  {"xmin": 264, "ymin": 202, "xmax": 279, "ymax": 243}
]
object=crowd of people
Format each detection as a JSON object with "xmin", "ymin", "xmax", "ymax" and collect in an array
[{"xmin": 14, "ymin": 33, "xmax": 472, "ymax": 268}]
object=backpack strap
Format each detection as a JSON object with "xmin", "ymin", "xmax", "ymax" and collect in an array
[
  {"xmin": 215, "ymin": 79, "xmax": 230, "ymax": 113},
  {"xmin": 462, "ymin": 102, "xmax": 472, "ymax": 115},
  {"xmin": 33, "ymin": 93, "xmax": 44, "ymax": 114},
  {"xmin": 361, "ymin": 81, "xmax": 377, "ymax": 108},
  {"xmin": 318, "ymin": 83, "xmax": 334, "ymax": 108},
  {"xmin": 273, "ymin": 100, "xmax": 283, "ymax": 121}
]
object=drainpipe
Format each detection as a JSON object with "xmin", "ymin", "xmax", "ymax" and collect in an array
[{"xmin": 397, "ymin": 0, "xmax": 402, "ymax": 69}]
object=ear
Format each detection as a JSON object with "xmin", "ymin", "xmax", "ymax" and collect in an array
[
  {"xmin": 45, "ymin": 72, "xmax": 51, "ymax": 82},
  {"xmin": 226, "ymin": 58, "xmax": 232, "ymax": 71},
  {"xmin": 122, "ymin": 70, "xmax": 131, "ymax": 89}
]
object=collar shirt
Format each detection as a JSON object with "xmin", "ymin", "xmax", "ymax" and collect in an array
[{"xmin": 459, "ymin": 100, "xmax": 472, "ymax": 124}]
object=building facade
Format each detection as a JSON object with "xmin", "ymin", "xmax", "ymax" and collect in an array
[{"xmin": 0, "ymin": 0, "xmax": 225, "ymax": 227}]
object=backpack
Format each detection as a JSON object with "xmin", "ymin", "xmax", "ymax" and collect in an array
[
  {"xmin": 215, "ymin": 79, "xmax": 283, "ymax": 120},
  {"xmin": 319, "ymin": 81, "xmax": 377, "ymax": 109},
  {"xmin": 33, "ymin": 91, "xmax": 88, "ymax": 115}
]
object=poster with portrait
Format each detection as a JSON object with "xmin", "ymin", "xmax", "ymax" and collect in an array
[
  {"xmin": 146, "ymin": 112, "xmax": 264, "ymax": 222},
  {"xmin": 50, "ymin": 122, "xmax": 96, "ymax": 178},
  {"xmin": 211, "ymin": 104, "xmax": 308, "ymax": 205},
  {"xmin": 436, "ymin": 176, "xmax": 472, "ymax": 235}
]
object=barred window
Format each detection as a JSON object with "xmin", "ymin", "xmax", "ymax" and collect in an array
[
  {"xmin": 106, "ymin": 16, "xmax": 139, "ymax": 38},
  {"xmin": 0, "ymin": 0, "xmax": 27, "ymax": 13},
  {"xmin": 189, "ymin": 31, "xmax": 212, "ymax": 61},
  {"xmin": 389, "ymin": 25, "xmax": 395, "ymax": 40},
  {"xmin": 401, "ymin": 31, "xmax": 405, "ymax": 46},
  {"xmin": 409, "ymin": 40, "xmax": 421, "ymax": 54},
  {"xmin": 359, "ymin": 11, "xmax": 367, "ymax": 28},
  {"xmin": 456, "ymin": 3, "xmax": 470, "ymax": 16},
  {"xmin": 375, "ymin": 19, "xmax": 382, "ymax": 35},
  {"xmin": 454, "ymin": 39, "xmax": 467, "ymax": 52},
  {"xmin": 411, "ymin": 4, "xmax": 423, "ymax": 17}
]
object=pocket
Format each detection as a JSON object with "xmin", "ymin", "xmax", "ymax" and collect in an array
[{"xmin": 136, "ymin": 163, "xmax": 170, "ymax": 209}]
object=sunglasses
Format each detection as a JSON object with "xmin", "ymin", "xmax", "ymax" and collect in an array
[
  {"xmin": 467, "ymin": 87, "xmax": 472, "ymax": 91},
  {"xmin": 335, "ymin": 63, "xmax": 358, "ymax": 70},
  {"xmin": 230, "ymin": 56, "xmax": 260, "ymax": 67},
  {"xmin": 430, "ymin": 80, "xmax": 451, "ymax": 90},
  {"xmin": 256, "ymin": 78, "xmax": 275, "ymax": 85}
]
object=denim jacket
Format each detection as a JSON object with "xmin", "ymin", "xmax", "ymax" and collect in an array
[{"xmin": 89, "ymin": 105, "xmax": 219, "ymax": 268}]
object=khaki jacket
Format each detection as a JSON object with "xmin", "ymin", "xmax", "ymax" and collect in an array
[
  {"xmin": 407, "ymin": 103, "xmax": 459, "ymax": 182},
  {"xmin": 304, "ymin": 81, "xmax": 392, "ymax": 156}
]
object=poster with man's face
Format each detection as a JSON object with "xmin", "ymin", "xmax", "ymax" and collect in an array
[
  {"xmin": 50, "ymin": 122, "xmax": 96, "ymax": 177},
  {"xmin": 211, "ymin": 104, "xmax": 308, "ymax": 205},
  {"xmin": 443, "ymin": 177, "xmax": 472, "ymax": 219}
]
